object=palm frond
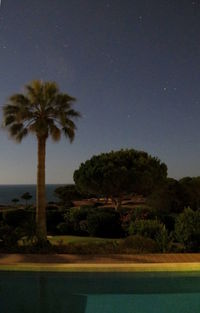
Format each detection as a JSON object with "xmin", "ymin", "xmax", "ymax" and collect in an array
[
  {"xmin": 3, "ymin": 80, "xmax": 80, "ymax": 143},
  {"xmin": 49, "ymin": 124, "xmax": 61, "ymax": 141},
  {"xmin": 15, "ymin": 128, "xmax": 28, "ymax": 142},
  {"xmin": 10, "ymin": 94, "xmax": 29, "ymax": 107},
  {"xmin": 9, "ymin": 123, "xmax": 24, "ymax": 136},
  {"xmin": 54, "ymin": 94, "xmax": 76, "ymax": 109},
  {"xmin": 4, "ymin": 115, "xmax": 15, "ymax": 126},
  {"xmin": 65, "ymin": 119, "xmax": 76, "ymax": 130},
  {"xmin": 62, "ymin": 126, "xmax": 75, "ymax": 142},
  {"xmin": 3, "ymin": 104, "xmax": 19, "ymax": 115},
  {"xmin": 66, "ymin": 109, "xmax": 81, "ymax": 118}
]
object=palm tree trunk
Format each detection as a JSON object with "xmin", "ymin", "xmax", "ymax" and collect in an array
[{"xmin": 36, "ymin": 136, "xmax": 47, "ymax": 241}]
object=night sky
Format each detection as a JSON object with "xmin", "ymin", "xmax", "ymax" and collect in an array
[{"xmin": 0, "ymin": 0, "xmax": 199, "ymax": 184}]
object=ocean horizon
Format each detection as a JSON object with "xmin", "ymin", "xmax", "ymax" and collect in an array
[{"xmin": 0, "ymin": 184, "xmax": 66, "ymax": 204}]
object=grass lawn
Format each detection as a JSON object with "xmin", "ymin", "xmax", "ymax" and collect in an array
[{"xmin": 48, "ymin": 235, "xmax": 120, "ymax": 246}]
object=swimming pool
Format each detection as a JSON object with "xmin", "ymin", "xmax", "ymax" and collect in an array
[{"xmin": 0, "ymin": 271, "xmax": 200, "ymax": 313}]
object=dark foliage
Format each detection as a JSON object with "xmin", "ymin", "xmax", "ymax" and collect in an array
[
  {"xmin": 129, "ymin": 219, "xmax": 164, "ymax": 240},
  {"xmin": 87, "ymin": 209, "xmax": 123, "ymax": 238},
  {"xmin": 46, "ymin": 210, "xmax": 65, "ymax": 234},
  {"xmin": 3, "ymin": 209, "xmax": 33, "ymax": 227},
  {"xmin": 175, "ymin": 207, "xmax": 200, "ymax": 251},
  {"xmin": 74, "ymin": 149, "xmax": 167, "ymax": 209},
  {"xmin": 119, "ymin": 235, "xmax": 159, "ymax": 253},
  {"xmin": 54, "ymin": 184, "xmax": 90, "ymax": 205}
]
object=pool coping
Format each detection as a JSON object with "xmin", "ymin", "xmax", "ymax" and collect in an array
[
  {"xmin": 1, "ymin": 262, "xmax": 200, "ymax": 272},
  {"xmin": 1, "ymin": 253, "xmax": 200, "ymax": 272}
]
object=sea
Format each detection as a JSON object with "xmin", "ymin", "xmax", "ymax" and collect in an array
[{"xmin": 0, "ymin": 184, "xmax": 65, "ymax": 205}]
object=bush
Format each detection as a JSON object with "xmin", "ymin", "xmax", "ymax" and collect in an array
[
  {"xmin": 158, "ymin": 213, "xmax": 177, "ymax": 232},
  {"xmin": 174, "ymin": 207, "xmax": 200, "ymax": 251},
  {"xmin": 3, "ymin": 209, "xmax": 33, "ymax": 227},
  {"xmin": 129, "ymin": 219, "xmax": 164, "ymax": 240},
  {"xmin": 46, "ymin": 210, "xmax": 65, "ymax": 234},
  {"xmin": 0, "ymin": 222, "xmax": 22, "ymax": 247},
  {"xmin": 155, "ymin": 225, "xmax": 172, "ymax": 252},
  {"xmin": 64, "ymin": 206, "xmax": 92, "ymax": 235},
  {"xmin": 87, "ymin": 210, "xmax": 122, "ymax": 238},
  {"xmin": 46, "ymin": 205, "xmax": 60, "ymax": 211},
  {"xmin": 64, "ymin": 206, "xmax": 123, "ymax": 237},
  {"xmin": 119, "ymin": 235, "xmax": 159, "ymax": 253},
  {"xmin": 119, "ymin": 207, "xmax": 133, "ymax": 235},
  {"xmin": 56, "ymin": 222, "xmax": 74, "ymax": 235},
  {"xmin": 130, "ymin": 207, "xmax": 156, "ymax": 222}
]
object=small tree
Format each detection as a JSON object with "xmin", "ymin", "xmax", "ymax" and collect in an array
[
  {"xmin": 11, "ymin": 198, "xmax": 19, "ymax": 206},
  {"xmin": 74, "ymin": 149, "xmax": 167, "ymax": 210},
  {"xmin": 21, "ymin": 192, "xmax": 32, "ymax": 207}
]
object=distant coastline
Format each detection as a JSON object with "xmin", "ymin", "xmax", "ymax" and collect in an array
[{"xmin": 0, "ymin": 184, "xmax": 66, "ymax": 204}]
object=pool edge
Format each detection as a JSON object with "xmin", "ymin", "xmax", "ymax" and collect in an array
[{"xmin": 0, "ymin": 262, "xmax": 200, "ymax": 272}]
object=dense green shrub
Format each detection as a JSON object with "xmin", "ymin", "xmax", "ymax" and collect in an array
[
  {"xmin": 56, "ymin": 222, "xmax": 74, "ymax": 235},
  {"xmin": 87, "ymin": 210, "xmax": 122, "ymax": 238},
  {"xmin": 46, "ymin": 204, "xmax": 60, "ymax": 211},
  {"xmin": 129, "ymin": 219, "xmax": 164, "ymax": 240},
  {"xmin": 0, "ymin": 222, "xmax": 22, "ymax": 247},
  {"xmin": 120, "ymin": 235, "xmax": 159, "ymax": 253},
  {"xmin": 3, "ymin": 209, "xmax": 33, "ymax": 227},
  {"xmin": 155, "ymin": 225, "xmax": 172, "ymax": 252},
  {"xmin": 174, "ymin": 207, "xmax": 200, "ymax": 251},
  {"xmin": 179, "ymin": 177, "xmax": 200, "ymax": 211},
  {"xmin": 130, "ymin": 207, "xmax": 156, "ymax": 222},
  {"xmin": 64, "ymin": 206, "xmax": 92, "ymax": 235},
  {"xmin": 64, "ymin": 206, "xmax": 123, "ymax": 237},
  {"xmin": 46, "ymin": 210, "xmax": 65, "ymax": 234},
  {"xmin": 119, "ymin": 207, "xmax": 133, "ymax": 234},
  {"xmin": 147, "ymin": 178, "xmax": 185, "ymax": 214},
  {"xmin": 157, "ymin": 213, "xmax": 177, "ymax": 232}
]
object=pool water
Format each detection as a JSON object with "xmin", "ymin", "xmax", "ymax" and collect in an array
[{"xmin": 0, "ymin": 271, "xmax": 200, "ymax": 313}]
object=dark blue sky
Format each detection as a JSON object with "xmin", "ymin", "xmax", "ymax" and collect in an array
[{"xmin": 0, "ymin": 0, "xmax": 199, "ymax": 183}]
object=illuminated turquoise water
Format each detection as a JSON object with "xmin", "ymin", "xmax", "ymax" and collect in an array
[{"xmin": 0, "ymin": 271, "xmax": 200, "ymax": 312}]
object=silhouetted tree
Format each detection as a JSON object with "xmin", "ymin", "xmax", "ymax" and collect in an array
[
  {"xmin": 74, "ymin": 149, "xmax": 167, "ymax": 210},
  {"xmin": 11, "ymin": 198, "xmax": 19, "ymax": 206},
  {"xmin": 21, "ymin": 192, "xmax": 32, "ymax": 207}
]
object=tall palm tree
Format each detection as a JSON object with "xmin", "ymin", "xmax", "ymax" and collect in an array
[{"xmin": 3, "ymin": 80, "xmax": 80, "ymax": 242}]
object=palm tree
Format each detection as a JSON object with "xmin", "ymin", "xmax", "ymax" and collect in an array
[{"xmin": 3, "ymin": 80, "xmax": 80, "ymax": 242}]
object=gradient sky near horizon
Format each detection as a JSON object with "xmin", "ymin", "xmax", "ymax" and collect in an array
[{"xmin": 0, "ymin": 0, "xmax": 199, "ymax": 184}]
